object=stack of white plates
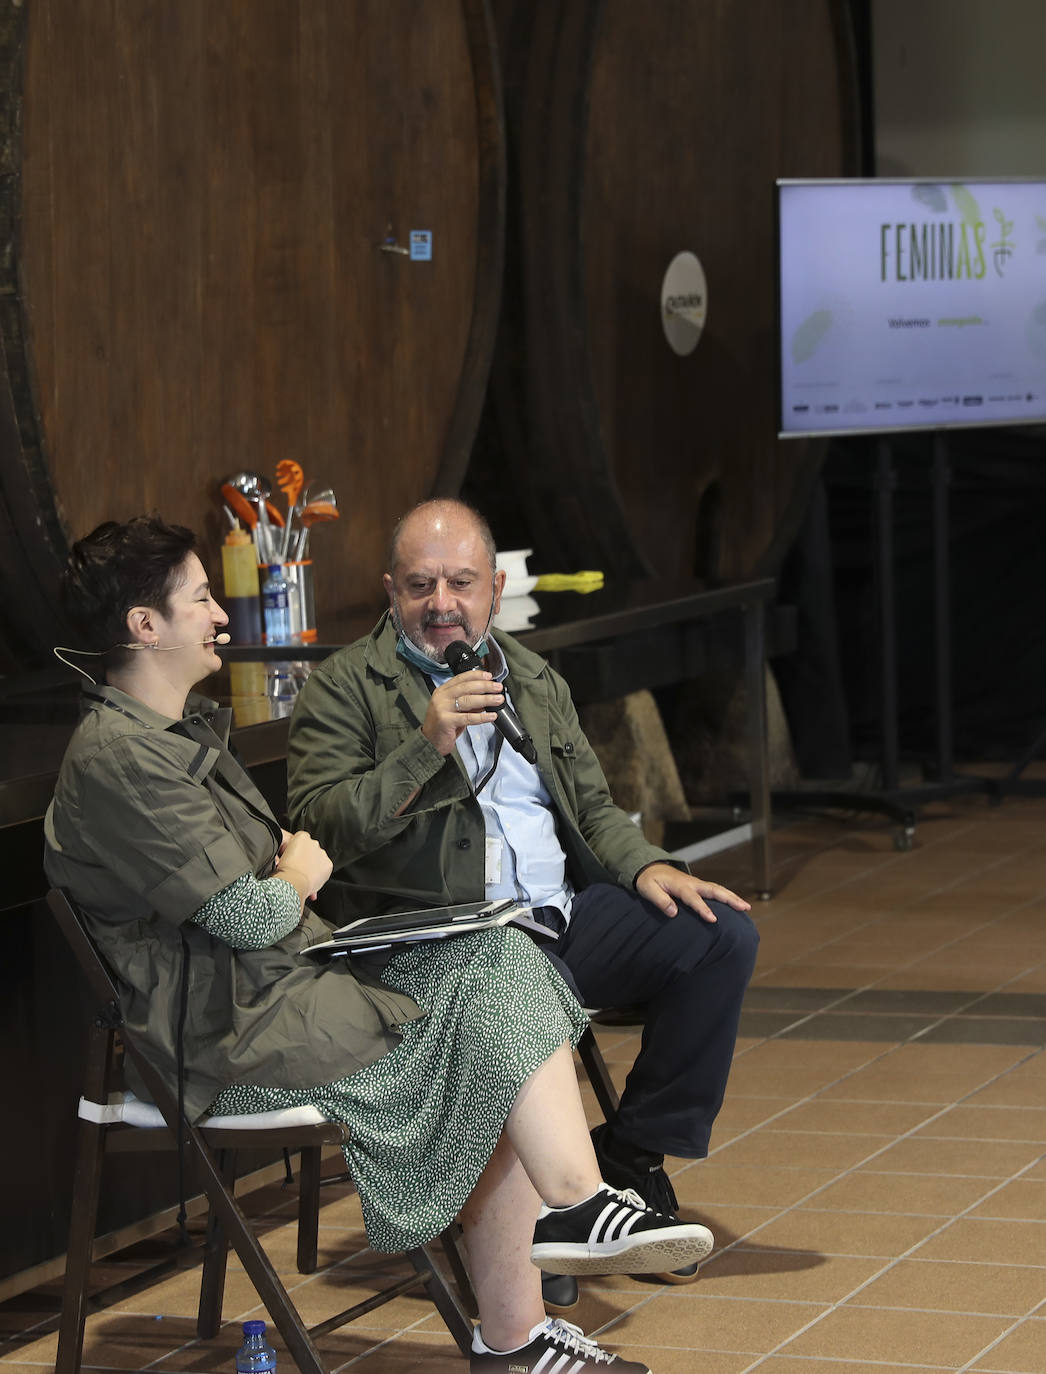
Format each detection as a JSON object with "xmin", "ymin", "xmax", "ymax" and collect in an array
[
  {"xmin": 495, "ymin": 547, "xmax": 538, "ymax": 597},
  {"xmin": 494, "ymin": 548, "xmax": 539, "ymax": 630}
]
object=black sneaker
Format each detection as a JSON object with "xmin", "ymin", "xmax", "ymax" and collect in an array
[
  {"xmin": 470, "ymin": 1317, "xmax": 651, "ymax": 1372},
  {"xmin": 531, "ymin": 1182, "xmax": 713, "ymax": 1275},
  {"xmin": 540, "ymin": 1270, "xmax": 580, "ymax": 1309},
  {"xmin": 591, "ymin": 1123, "xmax": 701, "ymax": 1283}
]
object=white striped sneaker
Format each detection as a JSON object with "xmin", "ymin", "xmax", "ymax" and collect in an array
[
  {"xmin": 530, "ymin": 1182, "xmax": 714, "ymax": 1276},
  {"xmin": 470, "ymin": 1317, "xmax": 651, "ymax": 1372}
]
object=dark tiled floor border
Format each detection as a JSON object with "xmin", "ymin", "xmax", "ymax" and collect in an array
[{"xmin": 741, "ymin": 987, "xmax": 1046, "ymax": 1046}]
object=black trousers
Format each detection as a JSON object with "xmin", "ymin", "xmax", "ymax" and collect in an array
[{"xmin": 544, "ymin": 883, "xmax": 759, "ymax": 1159}]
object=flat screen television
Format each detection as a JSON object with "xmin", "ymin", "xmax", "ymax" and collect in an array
[{"xmin": 776, "ymin": 177, "xmax": 1046, "ymax": 438}]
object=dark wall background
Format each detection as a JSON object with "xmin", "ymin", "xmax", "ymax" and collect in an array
[
  {"xmin": 822, "ymin": 428, "xmax": 1046, "ymax": 767},
  {"xmin": 777, "ymin": 0, "xmax": 1046, "ymax": 774}
]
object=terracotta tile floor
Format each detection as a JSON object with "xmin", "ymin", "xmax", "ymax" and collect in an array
[{"xmin": 3, "ymin": 789, "xmax": 1045, "ymax": 1372}]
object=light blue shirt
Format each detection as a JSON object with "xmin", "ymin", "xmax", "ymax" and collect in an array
[{"xmin": 431, "ymin": 645, "xmax": 574, "ymax": 922}]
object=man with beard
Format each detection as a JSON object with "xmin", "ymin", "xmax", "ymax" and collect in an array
[{"xmin": 287, "ymin": 498, "xmax": 759, "ymax": 1299}]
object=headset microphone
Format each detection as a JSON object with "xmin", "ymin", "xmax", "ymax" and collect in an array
[
  {"xmin": 53, "ymin": 632, "xmax": 232, "ymax": 680},
  {"xmin": 130, "ymin": 633, "xmax": 232, "ymax": 651}
]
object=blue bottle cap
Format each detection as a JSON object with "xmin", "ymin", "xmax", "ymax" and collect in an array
[{"xmin": 243, "ymin": 1320, "xmax": 267, "ymax": 1335}]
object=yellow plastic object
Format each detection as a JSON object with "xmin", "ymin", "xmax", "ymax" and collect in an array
[
  {"xmin": 220, "ymin": 529, "xmax": 264, "ymax": 646},
  {"xmin": 533, "ymin": 571, "xmax": 605, "ymax": 593},
  {"xmin": 221, "ymin": 529, "xmax": 260, "ymax": 597}
]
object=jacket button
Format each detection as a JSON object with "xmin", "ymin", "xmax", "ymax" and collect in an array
[{"xmin": 457, "ymin": 838, "xmax": 471, "ymax": 850}]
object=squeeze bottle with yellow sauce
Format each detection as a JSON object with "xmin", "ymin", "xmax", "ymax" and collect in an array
[{"xmin": 220, "ymin": 528, "xmax": 262, "ymax": 645}]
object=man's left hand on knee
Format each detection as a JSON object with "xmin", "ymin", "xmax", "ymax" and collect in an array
[{"xmin": 635, "ymin": 862, "xmax": 751, "ymax": 923}]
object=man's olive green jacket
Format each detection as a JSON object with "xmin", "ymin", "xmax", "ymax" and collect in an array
[{"xmin": 287, "ymin": 612, "xmax": 684, "ymax": 923}]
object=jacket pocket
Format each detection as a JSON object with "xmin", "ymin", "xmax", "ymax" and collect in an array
[
  {"xmin": 549, "ymin": 735, "xmax": 579, "ymax": 808},
  {"xmin": 375, "ymin": 722, "xmax": 414, "ymax": 763}
]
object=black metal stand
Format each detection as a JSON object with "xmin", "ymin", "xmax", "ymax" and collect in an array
[
  {"xmin": 771, "ymin": 432, "xmax": 991, "ymax": 849},
  {"xmin": 988, "ymin": 730, "xmax": 1046, "ymax": 801}
]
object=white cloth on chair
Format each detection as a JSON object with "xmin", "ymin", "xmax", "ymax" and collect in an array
[{"xmin": 77, "ymin": 1091, "xmax": 325, "ymax": 1130}]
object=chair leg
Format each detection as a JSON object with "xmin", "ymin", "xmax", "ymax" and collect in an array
[
  {"xmin": 578, "ymin": 1025, "xmax": 620, "ymax": 1119},
  {"xmin": 407, "ymin": 1241, "xmax": 474, "ymax": 1357},
  {"xmin": 297, "ymin": 1147, "xmax": 321, "ymax": 1274},
  {"xmin": 56, "ymin": 1024, "xmax": 113, "ymax": 1374},
  {"xmin": 198, "ymin": 1148, "xmax": 236, "ymax": 1340},
  {"xmin": 189, "ymin": 1131, "xmax": 330, "ymax": 1374}
]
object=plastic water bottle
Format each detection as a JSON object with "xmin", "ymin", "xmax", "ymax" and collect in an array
[
  {"xmin": 262, "ymin": 564, "xmax": 291, "ymax": 645},
  {"xmin": 235, "ymin": 1319, "xmax": 277, "ymax": 1373}
]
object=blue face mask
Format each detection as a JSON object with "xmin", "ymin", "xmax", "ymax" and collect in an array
[{"xmin": 395, "ymin": 631, "xmax": 490, "ymax": 676}]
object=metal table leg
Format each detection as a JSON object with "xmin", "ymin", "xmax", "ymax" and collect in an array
[{"xmin": 744, "ymin": 598, "xmax": 773, "ymax": 899}]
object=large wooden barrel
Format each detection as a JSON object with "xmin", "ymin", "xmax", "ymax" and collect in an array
[
  {"xmin": 475, "ymin": 0, "xmax": 860, "ymax": 582},
  {"xmin": 0, "ymin": 0, "xmax": 503, "ymax": 668}
]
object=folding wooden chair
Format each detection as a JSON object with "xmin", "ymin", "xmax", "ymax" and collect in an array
[
  {"xmin": 577, "ymin": 1024, "xmax": 621, "ymax": 1121},
  {"xmin": 48, "ymin": 888, "xmax": 475, "ymax": 1374}
]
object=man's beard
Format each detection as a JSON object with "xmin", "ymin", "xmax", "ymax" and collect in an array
[{"xmin": 392, "ymin": 602, "xmax": 478, "ymax": 665}]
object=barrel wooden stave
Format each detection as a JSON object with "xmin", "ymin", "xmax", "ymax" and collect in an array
[
  {"xmin": 1, "ymin": 0, "xmax": 504, "ymax": 663},
  {"xmin": 483, "ymin": 0, "xmax": 859, "ymax": 584}
]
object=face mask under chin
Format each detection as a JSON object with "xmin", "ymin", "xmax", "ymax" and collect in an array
[{"xmin": 391, "ymin": 604, "xmax": 490, "ymax": 675}]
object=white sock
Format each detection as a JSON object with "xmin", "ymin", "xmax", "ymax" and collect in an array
[
  {"xmin": 544, "ymin": 1184, "xmax": 609, "ymax": 1211},
  {"xmin": 473, "ymin": 1318, "xmax": 550, "ymax": 1354}
]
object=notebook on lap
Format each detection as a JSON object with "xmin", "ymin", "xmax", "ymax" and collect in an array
[{"xmin": 303, "ymin": 899, "xmax": 557, "ymax": 956}]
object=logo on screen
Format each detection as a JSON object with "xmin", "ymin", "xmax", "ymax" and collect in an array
[
  {"xmin": 880, "ymin": 220, "xmax": 988, "ymax": 282},
  {"xmin": 991, "ymin": 208, "xmax": 1015, "ymax": 278},
  {"xmin": 880, "ymin": 187, "xmax": 1020, "ymax": 283}
]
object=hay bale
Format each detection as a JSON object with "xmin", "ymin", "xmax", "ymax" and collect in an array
[
  {"xmin": 579, "ymin": 690, "xmax": 690, "ymax": 846},
  {"xmin": 668, "ymin": 666, "xmax": 798, "ymax": 804}
]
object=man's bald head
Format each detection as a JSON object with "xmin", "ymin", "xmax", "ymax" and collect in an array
[{"xmin": 386, "ymin": 499, "xmax": 497, "ymax": 578}]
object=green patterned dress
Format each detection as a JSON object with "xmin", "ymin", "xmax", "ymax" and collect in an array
[{"xmin": 202, "ymin": 876, "xmax": 588, "ymax": 1252}]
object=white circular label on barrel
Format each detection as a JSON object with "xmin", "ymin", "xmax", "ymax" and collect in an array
[{"xmin": 661, "ymin": 251, "xmax": 708, "ymax": 356}]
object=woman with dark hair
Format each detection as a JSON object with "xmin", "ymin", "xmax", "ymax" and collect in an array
[{"xmin": 44, "ymin": 516, "xmax": 712, "ymax": 1374}]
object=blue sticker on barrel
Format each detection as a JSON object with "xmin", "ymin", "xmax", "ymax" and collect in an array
[{"xmin": 410, "ymin": 231, "xmax": 432, "ymax": 261}]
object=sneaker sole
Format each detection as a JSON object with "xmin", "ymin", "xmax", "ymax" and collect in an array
[{"xmin": 531, "ymin": 1225, "xmax": 713, "ymax": 1276}]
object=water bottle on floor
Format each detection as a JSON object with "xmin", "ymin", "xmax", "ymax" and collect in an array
[{"xmin": 235, "ymin": 1319, "xmax": 277, "ymax": 1372}]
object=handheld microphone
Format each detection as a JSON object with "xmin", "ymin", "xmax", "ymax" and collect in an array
[{"xmin": 444, "ymin": 639, "xmax": 538, "ymax": 765}]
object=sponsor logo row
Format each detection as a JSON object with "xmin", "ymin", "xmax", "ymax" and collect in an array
[{"xmin": 791, "ymin": 391, "xmax": 1037, "ymax": 416}]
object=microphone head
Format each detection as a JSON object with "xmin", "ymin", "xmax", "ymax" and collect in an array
[
  {"xmin": 212, "ymin": 633, "xmax": 231, "ymax": 645},
  {"xmin": 444, "ymin": 639, "xmax": 480, "ymax": 674}
]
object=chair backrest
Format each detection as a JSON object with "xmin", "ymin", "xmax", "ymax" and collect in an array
[
  {"xmin": 48, "ymin": 888, "xmax": 123, "ymax": 1010},
  {"xmin": 47, "ymin": 888, "xmax": 188, "ymax": 1125}
]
